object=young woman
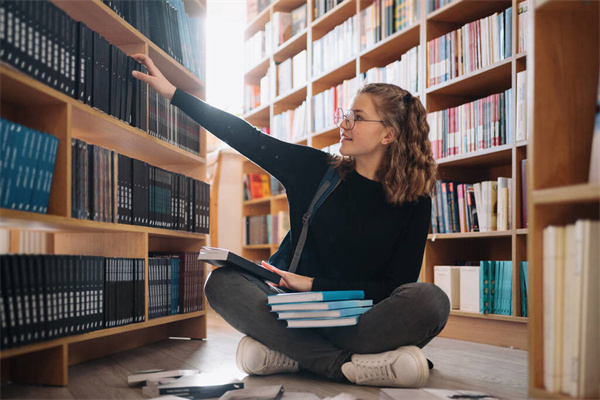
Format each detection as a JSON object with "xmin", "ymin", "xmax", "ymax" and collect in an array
[{"xmin": 132, "ymin": 53, "xmax": 450, "ymax": 388}]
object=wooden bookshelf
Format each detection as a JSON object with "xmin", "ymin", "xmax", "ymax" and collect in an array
[
  {"xmin": 0, "ymin": 0, "xmax": 208, "ymax": 386},
  {"xmin": 527, "ymin": 0, "xmax": 599, "ymax": 398},
  {"xmin": 240, "ymin": 0, "xmax": 533, "ymax": 350}
]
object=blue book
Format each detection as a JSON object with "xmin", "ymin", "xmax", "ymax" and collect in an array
[
  {"xmin": 277, "ymin": 306, "xmax": 370, "ymax": 320},
  {"xmin": 269, "ymin": 299, "xmax": 373, "ymax": 312},
  {"xmin": 286, "ymin": 316, "xmax": 361, "ymax": 328},
  {"xmin": 267, "ymin": 290, "xmax": 364, "ymax": 305}
]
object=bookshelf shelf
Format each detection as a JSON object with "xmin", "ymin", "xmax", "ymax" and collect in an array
[
  {"xmin": 426, "ymin": 0, "xmax": 511, "ymax": 24},
  {"xmin": 0, "ymin": 209, "xmax": 207, "ymax": 240},
  {"xmin": 359, "ymin": 23, "xmax": 421, "ymax": 71},
  {"xmin": 515, "ymin": 52, "xmax": 527, "ymax": 61},
  {"xmin": 272, "ymin": 0, "xmax": 306, "ymax": 12},
  {"xmin": 312, "ymin": 59, "xmax": 357, "ymax": 93},
  {"xmin": 435, "ymin": 144, "xmax": 512, "ymax": 168},
  {"xmin": 311, "ymin": 0, "xmax": 357, "ymax": 38},
  {"xmin": 244, "ymin": 56, "xmax": 271, "ymax": 82},
  {"xmin": 243, "ymin": 197, "xmax": 272, "ymax": 206},
  {"xmin": 273, "ymin": 30, "xmax": 308, "ymax": 63},
  {"xmin": 0, "ymin": 0, "xmax": 209, "ymax": 386},
  {"xmin": 244, "ymin": 4, "xmax": 271, "ymax": 38},
  {"xmin": 425, "ymin": 57, "xmax": 512, "ymax": 100},
  {"xmin": 0, "ymin": 310, "xmax": 207, "ymax": 360},
  {"xmin": 273, "ymin": 85, "xmax": 308, "ymax": 113},
  {"xmin": 243, "ymin": 244, "xmax": 272, "ymax": 250},
  {"xmin": 311, "ymin": 126, "xmax": 340, "ymax": 149},
  {"xmin": 516, "ymin": 140, "xmax": 528, "ymax": 148},
  {"xmin": 244, "ymin": 103, "xmax": 271, "ymax": 127},
  {"xmin": 516, "ymin": 228, "xmax": 528, "ymax": 235},
  {"xmin": 532, "ymin": 184, "xmax": 600, "ymax": 205},
  {"xmin": 450, "ymin": 310, "xmax": 527, "ymax": 324},
  {"xmin": 427, "ymin": 231, "xmax": 512, "ymax": 240}
]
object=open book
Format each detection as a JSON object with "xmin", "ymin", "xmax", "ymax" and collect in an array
[{"xmin": 198, "ymin": 246, "xmax": 281, "ymax": 283}]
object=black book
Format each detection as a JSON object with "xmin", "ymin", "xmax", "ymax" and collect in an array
[
  {"xmin": 145, "ymin": 374, "xmax": 243, "ymax": 399},
  {"xmin": 109, "ymin": 45, "xmax": 118, "ymax": 117},
  {"xmin": 0, "ymin": 255, "xmax": 15, "ymax": 348},
  {"xmin": 77, "ymin": 22, "xmax": 87, "ymax": 102},
  {"xmin": 198, "ymin": 247, "xmax": 280, "ymax": 283},
  {"xmin": 84, "ymin": 24, "xmax": 94, "ymax": 106},
  {"xmin": 114, "ymin": 50, "xmax": 123, "ymax": 121}
]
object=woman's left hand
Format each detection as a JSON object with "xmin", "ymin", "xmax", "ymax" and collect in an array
[{"xmin": 261, "ymin": 261, "xmax": 314, "ymax": 292}]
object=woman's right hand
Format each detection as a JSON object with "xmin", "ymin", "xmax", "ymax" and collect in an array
[{"xmin": 130, "ymin": 53, "xmax": 177, "ymax": 100}]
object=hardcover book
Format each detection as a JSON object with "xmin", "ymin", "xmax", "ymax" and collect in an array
[
  {"xmin": 266, "ymin": 290, "xmax": 364, "ymax": 305},
  {"xmin": 198, "ymin": 247, "xmax": 280, "ymax": 283}
]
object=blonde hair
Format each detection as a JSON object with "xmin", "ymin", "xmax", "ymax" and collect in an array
[{"xmin": 332, "ymin": 83, "xmax": 437, "ymax": 205}]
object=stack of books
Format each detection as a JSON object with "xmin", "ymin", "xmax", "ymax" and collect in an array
[{"xmin": 268, "ymin": 290, "xmax": 373, "ymax": 328}]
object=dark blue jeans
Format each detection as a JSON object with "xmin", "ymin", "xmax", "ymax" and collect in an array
[{"xmin": 204, "ymin": 266, "xmax": 450, "ymax": 381}]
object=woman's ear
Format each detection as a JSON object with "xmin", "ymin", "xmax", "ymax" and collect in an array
[{"xmin": 381, "ymin": 129, "xmax": 395, "ymax": 145}]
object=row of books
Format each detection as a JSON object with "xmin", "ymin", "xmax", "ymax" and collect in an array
[
  {"xmin": 426, "ymin": 0, "xmax": 454, "ymax": 14},
  {"xmin": 272, "ymin": 101, "xmax": 308, "ymax": 143},
  {"xmin": 244, "ymin": 84, "xmax": 262, "ymax": 114},
  {"xmin": 0, "ymin": 118, "xmax": 59, "ymax": 214},
  {"xmin": 0, "ymin": 255, "xmax": 144, "ymax": 349},
  {"xmin": 362, "ymin": 45, "xmax": 420, "ymax": 95},
  {"xmin": 246, "ymin": 0, "xmax": 272, "ymax": 22},
  {"xmin": 100, "ymin": 0, "xmax": 205, "ymax": 80},
  {"xmin": 242, "ymin": 211, "xmax": 290, "ymax": 247},
  {"xmin": 148, "ymin": 253, "xmax": 205, "ymax": 319},
  {"xmin": 360, "ymin": 0, "xmax": 420, "ymax": 51},
  {"xmin": 148, "ymin": 87, "xmax": 201, "ymax": 155},
  {"xmin": 267, "ymin": 290, "xmax": 372, "ymax": 328},
  {"xmin": 314, "ymin": 0, "xmax": 345, "ymax": 20},
  {"xmin": 312, "ymin": 75, "xmax": 363, "ymax": 132},
  {"xmin": 71, "ymin": 139, "xmax": 210, "ymax": 233},
  {"xmin": 244, "ymin": 30, "xmax": 268, "ymax": 71},
  {"xmin": 431, "ymin": 178, "xmax": 515, "ymax": 234},
  {"xmin": 276, "ymin": 50, "xmax": 307, "ymax": 97},
  {"xmin": 0, "ymin": 230, "xmax": 49, "ymax": 255},
  {"xmin": 427, "ymin": 7, "xmax": 512, "ymax": 87},
  {"xmin": 312, "ymin": 15, "xmax": 358, "ymax": 77},
  {"xmin": 260, "ymin": 65, "xmax": 274, "ymax": 106},
  {"xmin": 242, "ymin": 173, "xmax": 271, "ymax": 201},
  {"xmin": 517, "ymin": 1, "xmax": 529, "ymax": 54},
  {"xmin": 427, "ymin": 89, "xmax": 514, "ymax": 160},
  {"xmin": 433, "ymin": 261, "xmax": 524, "ymax": 316},
  {"xmin": 542, "ymin": 220, "xmax": 599, "ymax": 398},
  {"xmin": 0, "ymin": 1, "xmax": 148, "ymax": 132}
]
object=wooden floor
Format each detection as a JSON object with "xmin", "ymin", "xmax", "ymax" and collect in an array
[{"xmin": 1, "ymin": 308, "xmax": 530, "ymax": 399}]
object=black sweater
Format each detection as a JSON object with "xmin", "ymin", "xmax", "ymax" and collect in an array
[{"xmin": 171, "ymin": 89, "xmax": 432, "ymax": 303}]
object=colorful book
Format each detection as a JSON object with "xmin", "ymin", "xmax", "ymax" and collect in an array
[
  {"xmin": 277, "ymin": 307, "xmax": 370, "ymax": 320},
  {"xmin": 266, "ymin": 290, "xmax": 365, "ymax": 305},
  {"xmin": 269, "ymin": 299, "xmax": 373, "ymax": 312}
]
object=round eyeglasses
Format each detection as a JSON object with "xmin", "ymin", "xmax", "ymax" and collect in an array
[{"xmin": 334, "ymin": 108, "xmax": 384, "ymax": 130}]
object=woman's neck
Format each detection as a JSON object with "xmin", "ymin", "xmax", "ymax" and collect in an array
[{"xmin": 354, "ymin": 156, "xmax": 382, "ymax": 181}]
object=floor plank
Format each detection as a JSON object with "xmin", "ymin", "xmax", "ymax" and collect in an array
[{"xmin": 0, "ymin": 308, "xmax": 529, "ymax": 399}]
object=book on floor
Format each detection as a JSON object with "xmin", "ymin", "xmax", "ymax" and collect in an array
[
  {"xmin": 381, "ymin": 388, "xmax": 500, "ymax": 400},
  {"xmin": 266, "ymin": 290, "xmax": 365, "ymax": 304},
  {"xmin": 219, "ymin": 384, "xmax": 284, "ymax": 400},
  {"xmin": 141, "ymin": 373, "xmax": 243, "ymax": 399},
  {"xmin": 285, "ymin": 316, "xmax": 362, "ymax": 328},
  {"xmin": 269, "ymin": 299, "xmax": 373, "ymax": 312},
  {"xmin": 198, "ymin": 246, "xmax": 280, "ymax": 283},
  {"xmin": 277, "ymin": 307, "xmax": 370, "ymax": 320},
  {"xmin": 127, "ymin": 369, "xmax": 200, "ymax": 386}
]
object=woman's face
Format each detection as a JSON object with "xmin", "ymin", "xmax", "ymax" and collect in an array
[{"xmin": 338, "ymin": 93, "xmax": 390, "ymax": 159}]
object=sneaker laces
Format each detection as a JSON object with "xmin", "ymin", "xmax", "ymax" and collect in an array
[
  {"xmin": 265, "ymin": 347, "xmax": 298, "ymax": 370},
  {"xmin": 354, "ymin": 358, "xmax": 396, "ymax": 382}
]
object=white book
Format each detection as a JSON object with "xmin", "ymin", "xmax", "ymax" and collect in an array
[
  {"xmin": 516, "ymin": 70, "xmax": 528, "ymax": 141},
  {"xmin": 286, "ymin": 316, "xmax": 360, "ymax": 328},
  {"xmin": 561, "ymin": 224, "xmax": 577, "ymax": 395},
  {"xmin": 497, "ymin": 177, "xmax": 510, "ymax": 231},
  {"xmin": 277, "ymin": 307, "xmax": 370, "ymax": 320},
  {"xmin": 459, "ymin": 266, "xmax": 480, "ymax": 313},
  {"xmin": 0, "ymin": 229, "xmax": 10, "ymax": 253},
  {"xmin": 127, "ymin": 369, "xmax": 200, "ymax": 386},
  {"xmin": 589, "ymin": 112, "xmax": 600, "ymax": 183},
  {"xmin": 575, "ymin": 220, "xmax": 600, "ymax": 398},
  {"xmin": 292, "ymin": 50, "xmax": 307, "ymax": 89},
  {"xmin": 433, "ymin": 266, "xmax": 460, "ymax": 310}
]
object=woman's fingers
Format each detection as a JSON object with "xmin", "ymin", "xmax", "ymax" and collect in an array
[{"xmin": 131, "ymin": 53, "xmax": 161, "ymax": 78}]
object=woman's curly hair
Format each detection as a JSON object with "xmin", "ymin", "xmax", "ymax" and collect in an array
[{"xmin": 332, "ymin": 82, "xmax": 438, "ymax": 205}]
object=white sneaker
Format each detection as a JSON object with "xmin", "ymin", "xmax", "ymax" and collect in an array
[
  {"xmin": 341, "ymin": 345, "xmax": 429, "ymax": 387},
  {"xmin": 235, "ymin": 336, "xmax": 300, "ymax": 376}
]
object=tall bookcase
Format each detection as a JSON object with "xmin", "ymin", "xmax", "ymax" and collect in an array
[
  {"xmin": 242, "ymin": 0, "xmax": 530, "ymax": 350},
  {"xmin": 527, "ymin": 0, "xmax": 599, "ymax": 398},
  {"xmin": 0, "ymin": 0, "xmax": 208, "ymax": 386}
]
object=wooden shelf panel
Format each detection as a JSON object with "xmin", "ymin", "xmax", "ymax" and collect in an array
[
  {"xmin": 273, "ymin": 86, "xmax": 308, "ymax": 114},
  {"xmin": 244, "ymin": 57, "xmax": 271, "ymax": 83},
  {"xmin": 532, "ymin": 184, "xmax": 600, "ymax": 204},
  {"xmin": 243, "ymin": 197, "xmax": 272, "ymax": 206},
  {"xmin": 272, "ymin": 193, "xmax": 288, "ymax": 201},
  {"xmin": 182, "ymin": 0, "xmax": 206, "ymax": 17},
  {"xmin": 435, "ymin": 144, "xmax": 512, "ymax": 168},
  {"xmin": 311, "ymin": 126, "xmax": 340, "ymax": 149},
  {"xmin": 245, "ymin": 4, "xmax": 271, "ymax": 39},
  {"xmin": 244, "ymin": 104, "xmax": 271, "ymax": 127},
  {"xmin": 535, "ymin": 0, "xmax": 597, "ymax": 12},
  {"xmin": 359, "ymin": 24, "xmax": 421, "ymax": 73},
  {"xmin": 312, "ymin": 0, "xmax": 357, "ymax": 40},
  {"xmin": 426, "ymin": 58, "xmax": 512, "ymax": 101},
  {"xmin": 0, "ymin": 209, "xmax": 206, "ymax": 240},
  {"xmin": 312, "ymin": 59, "xmax": 357, "ymax": 94},
  {"xmin": 0, "ymin": 65, "xmax": 68, "ymax": 106},
  {"xmin": 427, "ymin": 0, "xmax": 512, "ymax": 24},
  {"xmin": 272, "ymin": 0, "xmax": 307, "ymax": 13},
  {"xmin": 428, "ymin": 230, "xmax": 512, "ymax": 240},
  {"xmin": 0, "ymin": 311, "xmax": 206, "ymax": 360},
  {"xmin": 516, "ymin": 228, "xmax": 528, "ymax": 235},
  {"xmin": 243, "ymin": 244, "xmax": 272, "ymax": 250},
  {"xmin": 450, "ymin": 310, "xmax": 527, "ymax": 323},
  {"xmin": 440, "ymin": 312, "xmax": 528, "ymax": 349},
  {"xmin": 147, "ymin": 43, "xmax": 203, "ymax": 96},
  {"xmin": 273, "ymin": 30, "xmax": 308, "ymax": 63}
]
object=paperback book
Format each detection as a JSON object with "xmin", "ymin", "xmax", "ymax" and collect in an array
[
  {"xmin": 266, "ymin": 290, "xmax": 365, "ymax": 304},
  {"xmin": 198, "ymin": 247, "xmax": 280, "ymax": 283}
]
